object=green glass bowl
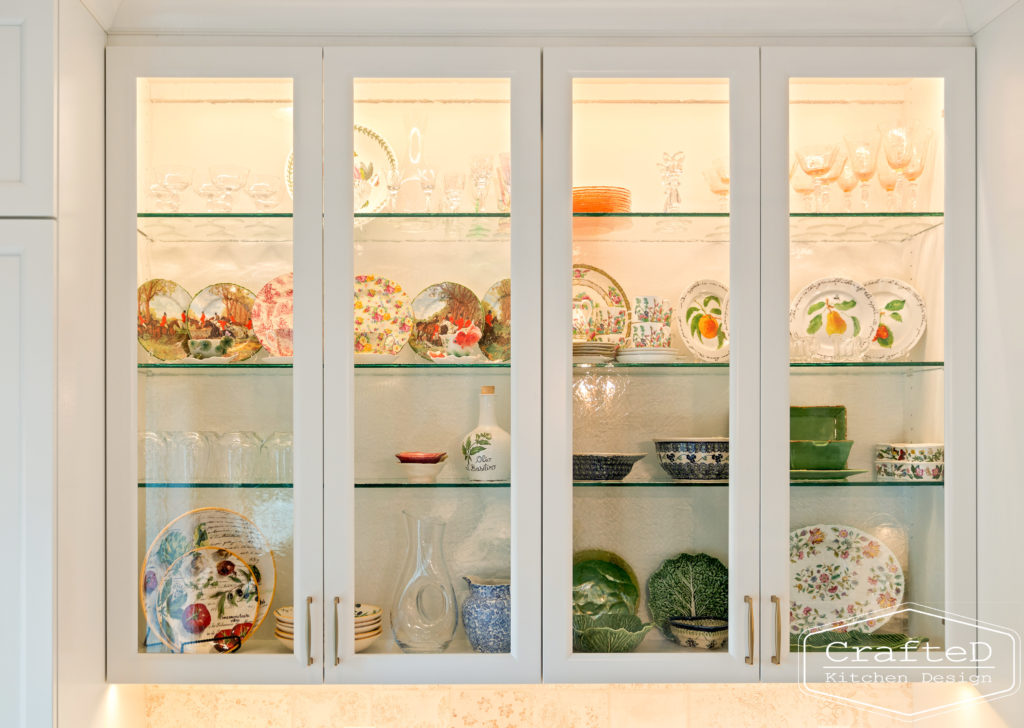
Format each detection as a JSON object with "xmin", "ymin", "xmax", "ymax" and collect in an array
[{"xmin": 790, "ymin": 440, "xmax": 853, "ymax": 470}]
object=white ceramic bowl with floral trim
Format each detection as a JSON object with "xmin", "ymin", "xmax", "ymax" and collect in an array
[
  {"xmin": 874, "ymin": 460, "xmax": 944, "ymax": 481},
  {"xmin": 874, "ymin": 443, "xmax": 944, "ymax": 463}
]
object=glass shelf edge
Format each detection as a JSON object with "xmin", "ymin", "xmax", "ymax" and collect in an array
[
  {"xmin": 356, "ymin": 482, "xmax": 510, "ymax": 488},
  {"xmin": 791, "ymin": 480, "xmax": 944, "ymax": 487},
  {"xmin": 573, "ymin": 481, "xmax": 728, "ymax": 487},
  {"xmin": 138, "ymin": 212, "xmax": 293, "ymax": 218},
  {"xmin": 138, "ymin": 482, "xmax": 293, "ymax": 488}
]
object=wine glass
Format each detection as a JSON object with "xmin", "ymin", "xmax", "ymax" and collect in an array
[
  {"xmin": 245, "ymin": 174, "xmax": 283, "ymax": 211},
  {"xmin": 836, "ymin": 160, "xmax": 859, "ymax": 212},
  {"xmin": 469, "ymin": 154, "xmax": 493, "ymax": 212},
  {"xmin": 902, "ymin": 128, "xmax": 934, "ymax": 211},
  {"xmin": 495, "ymin": 152, "xmax": 511, "ymax": 213},
  {"xmin": 442, "ymin": 172, "xmax": 465, "ymax": 213},
  {"xmin": 417, "ymin": 167, "xmax": 437, "ymax": 213},
  {"xmin": 209, "ymin": 165, "xmax": 250, "ymax": 208},
  {"xmin": 385, "ymin": 166, "xmax": 404, "ymax": 213},
  {"xmin": 876, "ymin": 159, "xmax": 900, "ymax": 212},
  {"xmin": 818, "ymin": 150, "xmax": 847, "ymax": 212},
  {"xmin": 194, "ymin": 175, "xmax": 230, "ymax": 212},
  {"xmin": 789, "ymin": 161, "xmax": 815, "ymax": 212},
  {"xmin": 703, "ymin": 168, "xmax": 729, "ymax": 211},
  {"xmin": 844, "ymin": 132, "xmax": 880, "ymax": 210},
  {"xmin": 146, "ymin": 179, "xmax": 180, "ymax": 213},
  {"xmin": 152, "ymin": 165, "xmax": 193, "ymax": 210},
  {"xmin": 794, "ymin": 144, "xmax": 839, "ymax": 212},
  {"xmin": 658, "ymin": 151, "xmax": 686, "ymax": 213}
]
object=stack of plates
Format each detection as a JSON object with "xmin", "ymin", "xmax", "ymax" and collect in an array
[
  {"xmin": 354, "ymin": 603, "xmax": 383, "ymax": 653},
  {"xmin": 616, "ymin": 346, "xmax": 679, "ymax": 364},
  {"xmin": 274, "ymin": 606, "xmax": 294, "ymax": 649},
  {"xmin": 572, "ymin": 186, "xmax": 632, "ymax": 213},
  {"xmin": 573, "ymin": 340, "xmax": 618, "ymax": 364}
]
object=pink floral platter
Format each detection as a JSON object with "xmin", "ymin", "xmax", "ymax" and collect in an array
[
  {"xmin": 354, "ymin": 274, "xmax": 414, "ymax": 359},
  {"xmin": 789, "ymin": 523, "xmax": 904, "ymax": 634},
  {"xmin": 251, "ymin": 272, "xmax": 294, "ymax": 358}
]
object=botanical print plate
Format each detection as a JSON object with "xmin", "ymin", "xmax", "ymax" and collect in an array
[
  {"xmin": 789, "ymin": 469, "xmax": 869, "ymax": 480},
  {"xmin": 789, "ymin": 278, "xmax": 879, "ymax": 361},
  {"xmin": 572, "ymin": 264, "xmax": 630, "ymax": 344},
  {"xmin": 480, "ymin": 278, "xmax": 512, "ymax": 362},
  {"xmin": 251, "ymin": 272, "xmax": 294, "ymax": 357},
  {"xmin": 138, "ymin": 279, "xmax": 192, "ymax": 361},
  {"xmin": 155, "ymin": 546, "xmax": 259, "ymax": 653},
  {"xmin": 677, "ymin": 280, "xmax": 729, "ymax": 362},
  {"xmin": 409, "ymin": 281, "xmax": 484, "ymax": 361},
  {"xmin": 790, "ymin": 524, "xmax": 904, "ymax": 634},
  {"xmin": 186, "ymin": 283, "xmax": 262, "ymax": 361},
  {"xmin": 353, "ymin": 124, "xmax": 397, "ymax": 218},
  {"xmin": 862, "ymin": 278, "xmax": 926, "ymax": 361},
  {"xmin": 354, "ymin": 274, "xmax": 414, "ymax": 356},
  {"xmin": 140, "ymin": 507, "xmax": 276, "ymax": 651}
]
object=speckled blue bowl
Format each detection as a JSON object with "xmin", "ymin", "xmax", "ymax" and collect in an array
[{"xmin": 572, "ymin": 453, "xmax": 646, "ymax": 481}]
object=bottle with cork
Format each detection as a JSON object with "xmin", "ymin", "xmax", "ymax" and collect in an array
[{"xmin": 461, "ymin": 385, "xmax": 511, "ymax": 482}]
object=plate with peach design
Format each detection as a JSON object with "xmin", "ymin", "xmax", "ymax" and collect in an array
[
  {"xmin": 678, "ymin": 280, "xmax": 729, "ymax": 362},
  {"xmin": 790, "ymin": 524, "xmax": 904, "ymax": 634}
]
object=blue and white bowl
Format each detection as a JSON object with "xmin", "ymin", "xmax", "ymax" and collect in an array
[
  {"xmin": 572, "ymin": 453, "xmax": 646, "ymax": 481},
  {"xmin": 653, "ymin": 438, "xmax": 729, "ymax": 481}
]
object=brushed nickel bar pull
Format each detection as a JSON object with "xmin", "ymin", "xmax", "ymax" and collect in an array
[
  {"xmin": 771, "ymin": 595, "xmax": 782, "ymax": 665},
  {"xmin": 333, "ymin": 596, "xmax": 341, "ymax": 666},
  {"xmin": 306, "ymin": 596, "xmax": 314, "ymax": 666},
  {"xmin": 744, "ymin": 595, "xmax": 755, "ymax": 665}
]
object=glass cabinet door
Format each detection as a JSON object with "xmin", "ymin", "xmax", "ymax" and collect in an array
[
  {"xmin": 761, "ymin": 48, "xmax": 976, "ymax": 682},
  {"xmin": 323, "ymin": 48, "xmax": 541, "ymax": 683},
  {"xmin": 542, "ymin": 48, "xmax": 760, "ymax": 683},
  {"xmin": 106, "ymin": 48, "xmax": 324, "ymax": 682}
]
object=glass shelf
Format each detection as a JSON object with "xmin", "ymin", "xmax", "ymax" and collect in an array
[
  {"xmin": 790, "ymin": 212, "xmax": 943, "ymax": 243},
  {"xmin": 791, "ymin": 480, "xmax": 943, "ymax": 487},
  {"xmin": 355, "ymin": 212, "xmax": 510, "ymax": 243},
  {"xmin": 138, "ymin": 362, "xmax": 293, "ymax": 369},
  {"xmin": 356, "ymin": 362, "xmax": 510, "ymax": 370},
  {"xmin": 573, "ymin": 481, "xmax": 728, "ymax": 487},
  {"xmin": 138, "ymin": 482, "xmax": 293, "ymax": 488},
  {"xmin": 137, "ymin": 362, "xmax": 510, "ymax": 373},
  {"xmin": 572, "ymin": 212, "xmax": 730, "ymax": 243},
  {"xmin": 137, "ymin": 213, "xmax": 293, "ymax": 243},
  {"xmin": 573, "ymin": 361, "xmax": 941, "ymax": 372},
  {"xmin": 355, "ymin": 481, "xmax": 510, "ymax": 488}
]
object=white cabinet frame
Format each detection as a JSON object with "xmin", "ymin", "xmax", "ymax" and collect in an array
[
  {"xmin": 759, "ymin": 47, "xmax": 977, "ymax": 680},
  {"xmin": 322, "ymin": 47, "xmax": 543, "ymax": 684},
  {"xmin": 105, "ymin": 46, "xmax": 324, "ymax": 683},
  {"xmin": 541, "ymin": 47, "xmax": 762, "ymax": 683}
]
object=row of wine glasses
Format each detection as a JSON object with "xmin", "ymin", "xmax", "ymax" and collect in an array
[
  {"xmin": 385, "ymin": 152, "xmax": 511, "ymax": 214},
  {"xmin": 792, "ymin": 122, "xmax": 935, "ymax": 213},
  {"xmin": 657, "ymin": 152, "xmax": 730, "ymax": 212},
  {"xmin": 138, "ymin": 430, "xmax": 293, "ymax": 484},
  {"xmin": 146, "ymin": 166, "xmax": 285, "ymax": 213}
]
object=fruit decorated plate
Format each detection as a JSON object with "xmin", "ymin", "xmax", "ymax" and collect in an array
[
  {"xmin": 354, "ymin": 274, "xmax": 414, "ymax": 357},
  {"xmin": 186, "ymin": 283, "xmax": 262, "ymax": 361},
  {"xmin": 862, "ymin": 278, "xmax": 926, "ymax": 361},
  {"xmin": 251, "ymin": 272, "xmax": 294, "ymax": 357},
  {"xmin": 409, "ymin": 282, "xmax": 484, "ymax": 361},
  {"xmin": 789, "ymin": 278, "xmax": 878, "ymax": 361},
  {"xmin": 572, "ymin": 264, "xmax": 630, "ymax": 344},
  {"xmin": 789, "ymin": 469, "xmax": 868, "ymax": 480},
  {"xmin": 572, "ymin": 550, "xmax": 641, "ymax": 617},
  {"xmin": 480, "ymin": 278, "xmax": 512, "ymax": 362},
  {"xmin": 141, "ymin": 507, "xmax": 276, "ymax": 652},
  {"xmin": 677, "ymin": 280, "xmax": 729, "ymax": 362},
  {"xmin": 790, "ymin": 524, "xmax": 904, "ymax": 634},
  {"xmin": 353, "ymin": 124, "xmax": 397, "ymax": 218},
  {"xmin": 137, "ymin": 279, "xmax": 192, "ymax": 361},
  {"xmin": 155, "ymin": 546, "xmax": 259, "ymax": 653}
]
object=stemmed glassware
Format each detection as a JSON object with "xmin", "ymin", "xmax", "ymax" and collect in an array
[
  {"xmin": 902, "ymin": 128, "xmax": 934, "ymax": 211},
  {"xmin": 876, "ymin": 158, "xmax": 900, "ymax": 212},
  {"xmin": 495, "ymin": 152, "xmax": 511, "ymax": 213},
  {"xmin": 195, "ymin": 175, "xmax": 230, "ymax": 212},
  {"xmin": 789, "ymin": 162, "xmax": 815, "ymax": 212},
  {"xmin": 794, "ymin": 144, "xmax": 839, "ymax": 212},
  {"xmin": 881, "ymin": 122, "xmax": 915, "ymax": 188},
  {"xmin": 417, "ymin": 167, "xmax": 437, "ymax": 213},
  {"xmin": 442, "ymin": 172, "xmax": 465, "ymax": 213},
  {"xmin": 149, "ymin": 165, "xmax": 193, "ymax": 212},
  {"xmin": 385, "ymin": 166, "xmax": 404, "ymax": 213},
  {"xmin": 209, "ymin": 165, "xmax": 250, "ymax": 209},
  {"xmin": 657, "ymin": 151, "xmax": 686, "ymax": 213},
  {"xmin": 245, "ymin": 174, "xmax": 283, "ymax": 211},
  {"xmin": 818, "ymin": 150, "xmax": 847, "ymax": 212},
  {"xmin": 844, "ymin": 132, "xmax": 880, "ymax": 210},
  {"xmin": 836, "ymin": 160, "xmax": 859, "ymax": 212},
  {"xmin": 469, "ymin": 154, "xmax": 493, "ymax": 212}
]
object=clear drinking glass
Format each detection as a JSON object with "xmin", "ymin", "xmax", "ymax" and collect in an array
[
  {"xmin": 703, "ymin": 168, "xmax": 729, "ymax": 211},
  {"xmin": 877, "ymin": 159, "xmax": 900, "ymax": 212},
  {"xmin": 215, "ymin": 431, "xmax": 262, "ymax": 484},
  {"xmin": 790, "ymin": 162, "xmax": 815, "ymax": 212},
  {"xmin": 658, "ymin": 151, "xmax": 686, "ymax": 212},
  {"xmin": 390, "ymin": 511, "xmax": 458, "ymax": 653},
  {"xmin": 836, "ymin": 160, "xmax": 859, "ymax": 212},
  {"xmin": 902, "ymin": 128, "xmax": 934, "ymax": 211},
  {"xmin": 165, "ymin": 431, "xmax": 211, "ymax": 484},
  {"xmin": 260, "ymin": 431, "xmax": 294, "ymax": 484},
  {"xmin": 818, "ymin": 149, "xmax": 847, "ymax": 212},
  {"xmin": 417, "ymin": 167, "xmax": 436, "ymax": 213},
  {"xmin": 245, "ymin": 174, "xmax": 283, "ymax": 211},
  {"xmin": 154, "ymin": 165, "xmax": 193, "ymax": 195},
  {"xmin": 469, "ymin": 155, "xmax": 493, "ymax": 212},
  {"xmin": 195, "ymin": 176, "xmax": 230, "ymax": 212},
  {"xmin": 495, "ymin": 152, "xmax": 511, "ymax": 213},
  {"xmin": 794, "ymin": 144, "xmax": 839, "ymax": 212},
  {"xmin": 209, "ymin": 165, "xmax": 250, "ymax": 208},
  {"xmin": 146, "ymin": 181, "xmax": 180, "ymax": 213},
  {"xmin": 844, "ymin": 132, "xmax": 880, "ymax": 210},
  {"xmin": 138, "ymin": 431, "xmax": 167, "ymax": 483},
  {"xmin": 442, "ymin": 172, "xmax": 465, "ymax": 213}
]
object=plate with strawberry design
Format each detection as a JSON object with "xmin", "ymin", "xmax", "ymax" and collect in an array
[
  {"xmin": 862, "ymin": 278, "xmax": 926, "ymax": 361},
  {"xmin": 409, "ymin": 281, "xmax": 484, "ymax": 362},
  {"xmin": 354, "ymin": 274, "xmax": 414, "ymax": 359},
  {"xmin": 155, "ymin": 546, "xmax": 259, "ymax": 653},
  {"xmin": 789, "ymin": 278, "xmax": 879, "ymax": 361},
  {"xmin": 677, "ymin": 280, "xmax": 729, "ymax": 362},
  {"xmin": 790, "ymin": 524, "xmax": 904, "ymax": 635},
  {"xmin": 252, "ymin": 272, "xmax": 294, "ymax": 357}
]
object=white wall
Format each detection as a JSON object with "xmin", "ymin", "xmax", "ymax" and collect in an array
[{"xmin": 975, "ymin": 1, "xmax": 1024, "ymax": 722}]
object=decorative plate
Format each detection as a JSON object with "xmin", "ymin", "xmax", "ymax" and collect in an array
[
  {"xmin": 140, "ymin": 507, "xmax": 276, "ymax": 651},
  {"xmin": 353, "ymin": 124, "xmax": 397, "ymax": 217},
  {"xmin": 789, "ymin": 469, "xmax": 869, "ymax": 480},
  {"xmin": 480, "ymin": 278, "xmax": 512, "ymax": 362},
  {"xmin": 789, "ymin": 278, "xmax": 878, "ymax": 361},
  {"xmin": 251, "ymin": 272, "xmax": 294, "ymax": 357},
  {"xmin": 137, "ymin": 279, "xmax": 192, "ymax": 361},
  {"xmin": 677, "ymin": 280, "xmax": 729, "ymax": 362},
  {"xmin": 572, "ymin": 264, "xmax": 630, "ymax": 344},
  {"xmin": 155, "ymin": 546, "xmax": 259, "ymax": 653},
  {"xmin": 274, "ymin": 605, "xmax": 293, "ymax": 623},
  {"xmin": 790, "ymin": 524, "xmax": 904, "ymax": 634},
  {"xmin": 862, "ymin": 278, "xmax": 926, "ymax": 361},
  {"xmin": 409, "ymin": 281, "xmax": 484, "ymax": 361},
  {"xmin": 646, "ymin": 552, "xmax": 729, "ymax": 640},
  {"xmin": 615, "ymin": 348, "xmax": 679, "ymax": 363},
  {"xmin": 354, "ymin": 274, "xmax": 414, "ymax": 357},
  {"xmin": 572, "ymin": 551, "xmax": 641, "ymax": 617},
  {"xmin": 186, "ymin": 283, "xmax": 262, "ymax": 361},
  {"xmin": 354, "ymin": 603, "xmax": 383, "ymax": 621}
]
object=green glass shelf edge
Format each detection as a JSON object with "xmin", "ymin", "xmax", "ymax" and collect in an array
[
  {"xmin": 138, "ymin": 212, "xmax": 293, "ymax": 218},
  {"xmin": 791, "ymin": 480, "xmax": 944, "ymax": 487},
  {"xmin": 790, "ymin": 361, "xmax": 943, "ymax": 369},
  {"xmin": 356, "ymin": 212, "xmax": 509, "ymax": 219},
  {"xmin": 356, "ymin": 362, "xmax": 510, "ymax": 369},
  {"xmin": 356, "ymin": 482, "xmax": 509, "ymax": 488},
  {"xmin": 138, "ymin": 481, "xmax": 511, "ymax": 489},
  {"xmin": 574, "ymin": 481, "xmax": 727, "ymax": 487},
  {"xmin": 138, "ymin": 362, "xmax": 510, "ymax": 370},
  {"xmin": 790, "ymin": 212, "xmax": 943, "ymax": 218},
  {"xmin": 573, "ymin": 211, "xmax": 728, "ymax": 218},
  {"xmin": 139, "ymin": 482, "xmax": 292, "ymax": 488},
  {"xmin": 138, "ymin": 362, "xmax": 293, "ymax": 369}
]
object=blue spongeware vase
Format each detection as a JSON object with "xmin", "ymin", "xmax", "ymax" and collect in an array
[{"xmin": 461, "ymin": 576, "xmax": 511, "ymax": 653}]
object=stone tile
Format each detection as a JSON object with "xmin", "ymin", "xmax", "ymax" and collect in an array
[
  {"xmin": 291, "ymin": 686, "xmax": 373, "ymax": 728},
  {"xmin": 536, "ymin": 685, "xmax": 610, "ymax": 728},
  {"xmin": 369, "ymin": 685, "xmax": 452, "ymax": 728},
  {"xmin": 608, "ymin": 684, "xmax": 688, "ymax": 728},
  {"xmin": 449, "ymin": 686, "xmax": 540, "ymax": 728}
]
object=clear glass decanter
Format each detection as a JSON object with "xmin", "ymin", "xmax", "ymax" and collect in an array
[{"xmin": 390, "ymin": 511, "xmax": 458, "ymax": 653}]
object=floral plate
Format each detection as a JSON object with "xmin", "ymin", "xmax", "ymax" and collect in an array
[
  {"xmin": 141, "ymin": 507, "xmax": 276, "ymax": 651},
  {"xmin": 186, "ymin": 283, "xmax": 262, "ymax": 361},
  {"xmin": 790, "ymin": 524, "xmax": 904, "ymax": 634},
  {"xmin": 409, "ymin": 281, "xmax": 484, "ymax": 361},
  {"xmin": 155, "ymin": 546, "xmax": 259, "ymax": 653},
  {"xmin": 572, "ymin": 264, "xmax": 630, "ymax": 345},
  {"xmin": 789, "ymin": 278, "xmax": 879, "ymax": 361},
  {"xmin": 862, "ymin": 278, "xmax": 926, "ymax": 361},
  {"xmin": 480, "ymin": 278, "xmax": 512, "ymax": 362},
  {"xmin": 677, "ymin": 280, "xmax": 729, "ymax": 362},
  {"xmin": 251, "ymin": 272, "xmax": 294, "ymax": 357},
  {"xmin": 137, "ymin": 279, "xmax": 192, "ymax": 361},
  {"xmin": 354, "ymin": 274, "xmax": 414, "ymax": 357}
]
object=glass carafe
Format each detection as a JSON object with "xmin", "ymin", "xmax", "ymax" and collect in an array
[{"xmin": 390, "ymin": 511, "xmax": 458, "ymax": 653}]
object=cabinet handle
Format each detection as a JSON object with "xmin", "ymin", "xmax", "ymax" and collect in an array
[
  {"xmin": 306, "ymin": 596, "xmax": 314, "ymax": 666},
  {"xmin": 771, "ymin": 595, "xmax": 782, "ymax": 665},
  {"xmin": 333, "ymin": 596, "xmax": 341, "ymax": 666},
  {"xmin": 744, "ymin": 595, "xmax": 755, "ymax": 665}
]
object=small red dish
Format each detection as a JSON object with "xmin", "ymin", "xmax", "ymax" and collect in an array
[{"xmin": 396, "ymin": 452, "xmax": 447, "ymax": 464}]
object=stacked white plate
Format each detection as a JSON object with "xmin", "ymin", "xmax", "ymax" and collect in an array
[
  {"xmin": 274, "ymin": 605, "xmax": 294, "ymax": 650},
  {"xmin": 354, "ymin": 603, "xmax": 383, "ymax": 653},
  {"xmin": 573, "ymin": 341, "xmax": 617, "ymax": 364},
  {"xmin": 616, "ymin": 346, "xmax": 679, "ymax": 363}
]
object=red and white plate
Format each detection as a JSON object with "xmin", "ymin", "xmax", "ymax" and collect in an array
[{"xmin": 252, "ymin": 272, "xmax": 294, "ymax": 357}]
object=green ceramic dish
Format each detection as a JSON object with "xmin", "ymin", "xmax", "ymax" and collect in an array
[
  {"xmin": 646, "ymin": 553, "xmax": 728, "ymax": 640},
  {"xmin": 790, "ymin": 440, "xmax": 853, "ymax": 470},
  {"xmin": 572, "ymin": 550, "xmax": 640, "ymax": 617},
  {"xmin": 790, "ymin": 406, "xmax": 847, "ymax": 441},
  {"xmin": 573, "ymin": 614, "xmax": 654, "ymax": 653}
]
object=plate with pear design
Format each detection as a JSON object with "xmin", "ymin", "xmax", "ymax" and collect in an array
[{"xmin": 789, "ymin": 278, "xmax": 878, "ymax": 362}]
